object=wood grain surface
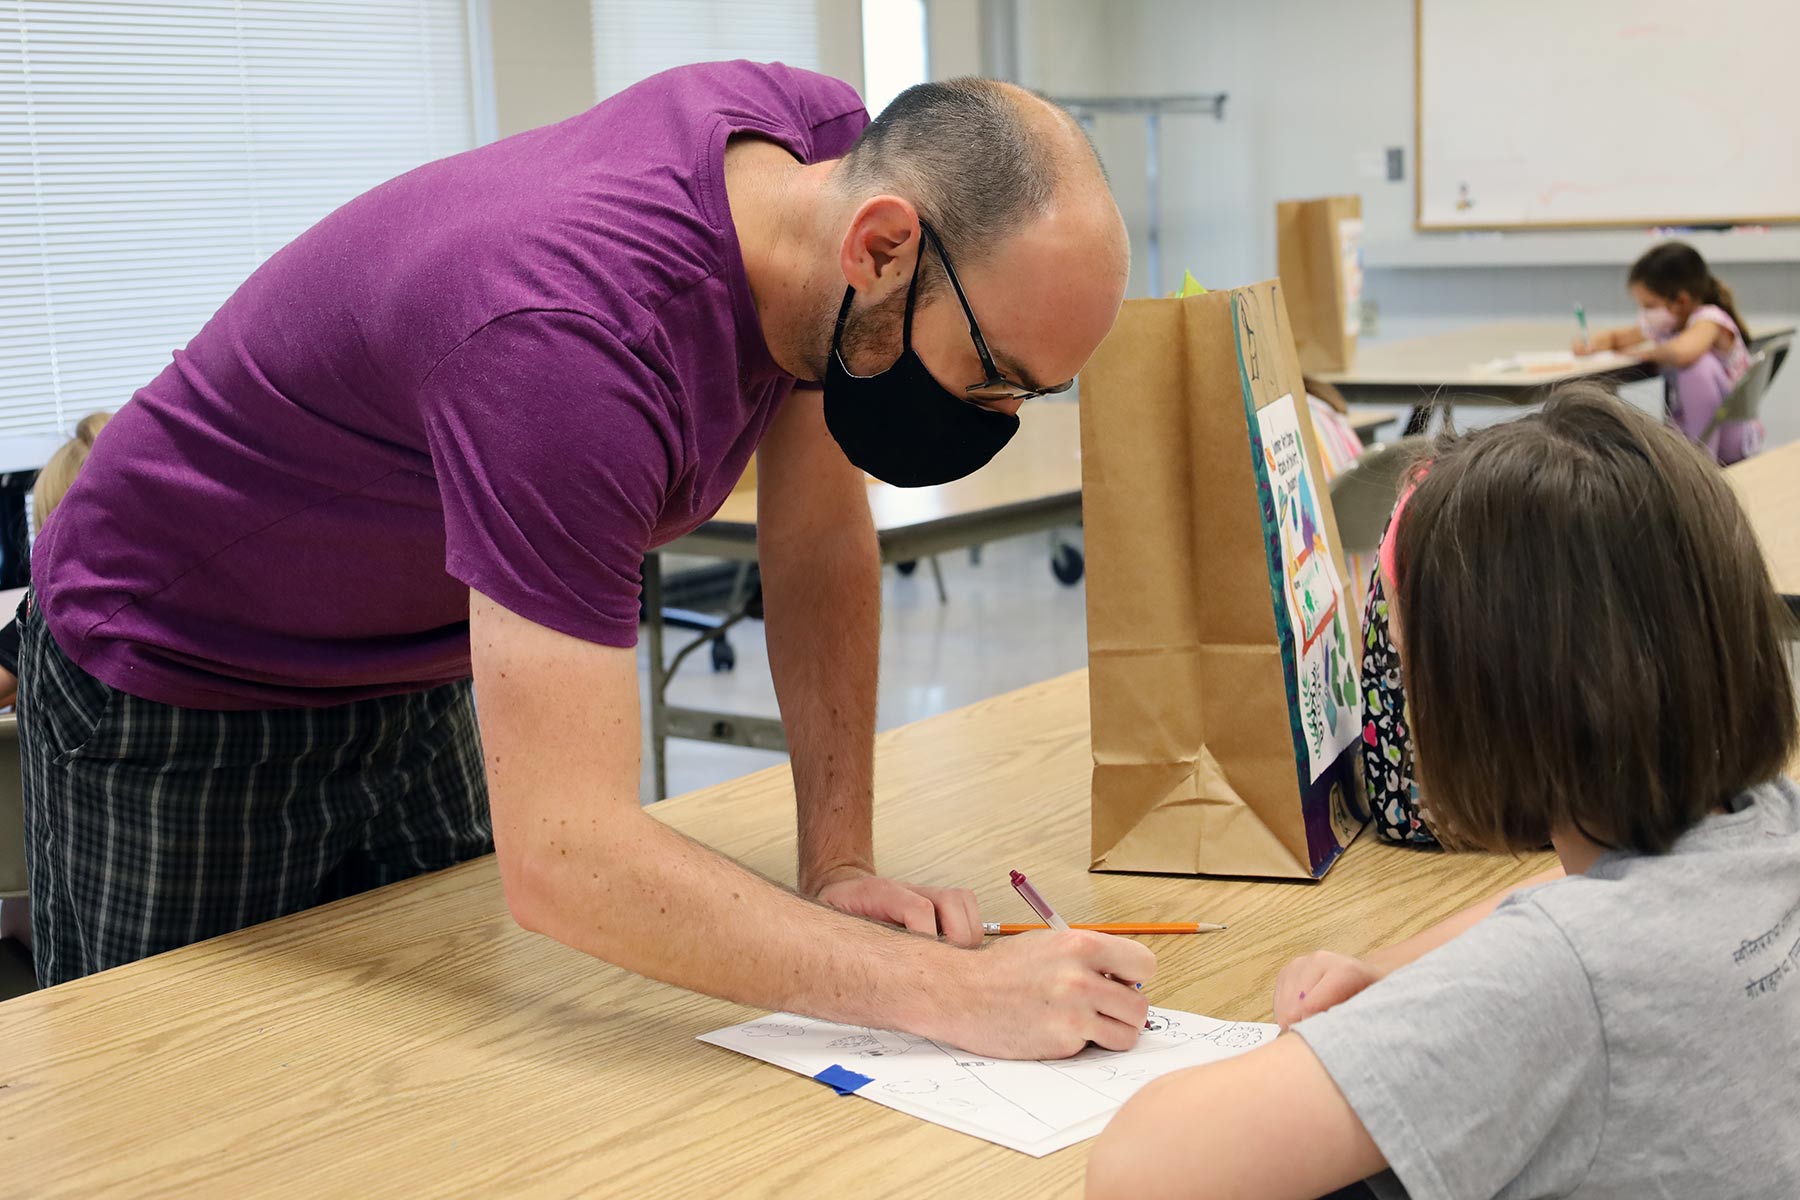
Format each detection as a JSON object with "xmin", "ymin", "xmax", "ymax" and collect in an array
[
  {"xmin": 1728, "ymin": 437, "xmax": 1800, "ymax": 600},
  {"xmin": 0, "ymin": 671, "xmax": 1550, "ymax": 1198}
]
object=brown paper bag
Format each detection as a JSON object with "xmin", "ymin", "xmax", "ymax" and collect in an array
[
  {"xmin": 1276, "ymin": 195, "xmax": 1363, "ymax": 373},
  {"xmin": 1080, "ymin": 280, "xmax": 1365, "ymax": 879}
]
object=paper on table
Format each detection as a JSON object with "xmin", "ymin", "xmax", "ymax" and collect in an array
[
  {"xmin": 699, "ymin": 1007, "xmax": 1278, "ymax": 1157},
  {"xmin": 1474, "ymin": 349, "xmax": 1636, "ymax": 374}
]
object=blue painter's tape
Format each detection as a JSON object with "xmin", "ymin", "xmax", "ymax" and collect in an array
[{"xmin": 813, "ymin": 1064, "xmax": 874, "ymax": 1095}]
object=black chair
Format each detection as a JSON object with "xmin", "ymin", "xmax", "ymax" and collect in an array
[
  {"xmin": 643, "ymin": 560, "xmax": 760, "ymax": 672},
  {"xmin": 1750, "ymin": 331, "xmax": 1791, "ymax": 388}
]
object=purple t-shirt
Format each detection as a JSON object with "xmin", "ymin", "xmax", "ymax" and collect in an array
[{"xmin": 35, "ymin": 62, "xmax": 867, "ymax": 710}]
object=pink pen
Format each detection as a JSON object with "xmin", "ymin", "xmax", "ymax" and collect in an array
[
  {"xmin": 1010, "ymin": 869, "xmax": 1148, "ymax": 1006},
  {"xmin": 1009, "ymin": 869, "xmax": 1072, "ymax": 931}
]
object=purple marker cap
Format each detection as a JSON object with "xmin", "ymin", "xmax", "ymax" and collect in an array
[{"xmin": 1010, "ymin": 869, "xmax": 1071, "ymax": 931}]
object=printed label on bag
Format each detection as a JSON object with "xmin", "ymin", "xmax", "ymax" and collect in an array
[
  {"xmin": 1337, "ymin": 218, "xmax": 1364, "ymax": 339},
  {"xmin": 1255, "ymin": 394, "xmax": 1360, "ymax": 783}
]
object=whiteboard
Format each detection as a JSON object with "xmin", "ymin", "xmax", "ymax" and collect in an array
[{"xmin": 1416, "ymin": 0, "xmax": 1800, "ymax": 230}]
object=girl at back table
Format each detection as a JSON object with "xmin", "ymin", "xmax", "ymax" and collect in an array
[
  {"xmin": 1087, "ymin": 383, "xmax": 1800, "ymax": 1200},
  {"xmin": 1576, "ymin": 240, "xmax": 1758, "ymax": 463}
]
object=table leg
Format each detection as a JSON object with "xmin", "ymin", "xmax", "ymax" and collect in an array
[
  {"xmin": 725, "ymin": 561, "xmax": 753, "ymax": 612},
  {"xmin": 644, "ymin": 550, "xmax": 669, "ymax": 802}
]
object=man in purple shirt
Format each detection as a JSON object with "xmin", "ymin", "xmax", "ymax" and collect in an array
[{"xmin": 21, "ymin": 63, "xmax": 1139, "ymax": 1057}]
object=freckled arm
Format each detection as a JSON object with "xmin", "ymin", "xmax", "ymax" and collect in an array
[{"xmin": 470, "ymin": 589, "xmax": 959, "ymax": 1032}]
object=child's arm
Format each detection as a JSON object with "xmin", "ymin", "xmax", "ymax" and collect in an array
[
  {"xmin": 1573, "ymin": 325, "xmax": 1645, "ymax": 355},
  {"xmin": 1634, "ymin": 318, "xmax": 1723, "ymax": 368},
  {"xmin": 1273, "ymin": 864, "xmax": 1563, "ymax": 1027},
  {"xmin": 1093, "ymin": 896, "xmax": 1608, "ymax": 1200},
  {"xmin": 1086, "ymin": 1034, "xmax": 1385, "ymax": 1200}
]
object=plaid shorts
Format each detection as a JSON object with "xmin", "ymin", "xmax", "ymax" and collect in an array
[{"xmin": 17, "ymin": 597, "xmax": 492, "ymax": 987}]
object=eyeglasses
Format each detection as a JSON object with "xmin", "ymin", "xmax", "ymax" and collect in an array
[{"xmin": 917, "ymin": 220, "xmax": 1074, "ymax": 404}]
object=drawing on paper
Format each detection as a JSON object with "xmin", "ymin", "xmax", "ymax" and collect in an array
[
  {"xmin": 825, "ymin": 1028, "xmax": 926, "ymax": 1057},
  {"xmin": 883, "ymin": 1079, "xmax": 941, "ymax": 1095},
  {"xmin": 1201, "ymin": 1024, "xmax": 1266, "ymax": 1050},
  {"xmin": 1257, "ymin": 393, "xmax": 1360, "ymax": 783},
  {"xmin": 700, "ymin": 1007, "xmax": 1279, "ymax": 1157}
]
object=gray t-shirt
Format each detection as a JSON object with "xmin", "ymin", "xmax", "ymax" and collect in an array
[{"xmin": 1295, "ymin": 777, "xmax": 1800, "ymax": 1200}]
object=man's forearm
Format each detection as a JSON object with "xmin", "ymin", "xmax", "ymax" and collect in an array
[
  {"xmin": 760, "ymin": 502, "xmax": 882, "ymax": 892},
  {"xmin": 503, "ymin": 802, "xmax": 957, "ymax": 1032}
]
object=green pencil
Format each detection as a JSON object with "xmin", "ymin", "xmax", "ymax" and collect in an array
[{"xmin": 1576, "ymin": 303, "xmax": 1590, "ymax": 347}]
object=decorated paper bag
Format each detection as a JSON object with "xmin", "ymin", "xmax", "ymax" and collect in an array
[
  {"xmin": 1276, "ymin": 195, "xmax": 1363, "ymax": 372},
  {"xmin": 1080, "ymin": 280, "xmax": 1365, "ymax": 879}
]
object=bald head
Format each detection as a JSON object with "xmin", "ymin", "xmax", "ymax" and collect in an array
[
  {"xmin": 823, "ymin": 79, "xmax": 1128, "ymax": 401},
  {"xmin": 834, "ymin": 79, "xmax": 1123, "ymax": 286}
]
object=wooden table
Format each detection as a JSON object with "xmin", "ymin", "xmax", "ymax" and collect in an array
[
  {"xmin": 1728, "ymin": 437, "xmax": 1800, "ymax": 605},
  {"xmin": 0, "ymin": 670, "xmax": 1552, "ymax": 1198},
  {"xmin": 1319, "ymin": 321, "xmax": 1799, "ymax": 436},
  {"xmin": 643, "ymin": 402, "xmax": 1085, "ymax": 799},
  {"xmin": 1314, "ymin": 321, "xmax": 1660, "ymax": 432}
]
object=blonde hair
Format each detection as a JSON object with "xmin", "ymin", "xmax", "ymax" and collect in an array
[{"xmin": 32, "ymin": 412, "xmax": 111, "ymax": 535}]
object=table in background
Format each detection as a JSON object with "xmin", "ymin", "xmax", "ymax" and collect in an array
[
  {"xmin": 644, "ymin": 402, "xmax": 1085, "ymax": 800},
  {"xmin": 1345, "ymin": 406, "xmax": 1400, "ymax": 446},
  {"xmin": 1728, "ymin": 438, "xmax": 1800, "ymax": 609},
  {"xmin": 1314, "ymin": 321, "xmax": 1660, "ymax": 433},
  {"xmin": 0, "ymin": 670, "xmax": 1552, "ymax": 1199}
]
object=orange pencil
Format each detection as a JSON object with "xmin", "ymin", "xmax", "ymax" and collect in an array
[{"xmin": 981, "ymin": 921, "xmax": 1226, "ymax": 935}]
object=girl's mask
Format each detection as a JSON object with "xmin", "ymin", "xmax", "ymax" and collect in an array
[{"xmin": 1638, "ymin": 305, "xmax": 1679, "ymax": 340}]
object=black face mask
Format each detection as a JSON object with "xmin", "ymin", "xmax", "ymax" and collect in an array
[{"xmin": 821, "ymin": 252, "xmax": 1020, "ymax": 489}]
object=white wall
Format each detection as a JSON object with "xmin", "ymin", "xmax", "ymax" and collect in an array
[
  {"xmin": 1018, "ymin": 0, "xmax": 1408, "ymax": 297},
  {"xmin": 490, "ymin": 0, "xmax": 597, "ymax": 137},
  {"xmin": 489, "ymin": 1, "xmax": 867, "ymax": 132},
  {"xmin": 1013, "ymin": 0, "xmax": 1800, "ymax": 438},
  {"xmin": 817, "ymin": 1, "xmax": 866, "ymax": 93},
  {"xmin": 925, "ymin": 0, "xmax": 983, "ymax": 80}
]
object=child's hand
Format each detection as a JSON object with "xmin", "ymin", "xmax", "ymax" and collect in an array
[
  {"xmin": 1571, "ymin": 336, "xmax": 1592, "ymax": 356},
  {"xmin": 1273, "ymin": 950, "xmax": 1387, "ymax": 1028}
]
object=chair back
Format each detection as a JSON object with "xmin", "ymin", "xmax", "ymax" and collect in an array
[
  {"xmin": 1329, "ymin": 437, "xmax": 1428, "ymax": 558},
  {"xmin": 1749, "ymin": 332, "xmax": 1792, "ymax": 388},
  {"xmin": 1704, "ymin": 348, "xmax": 1776, "ymax": 438}
]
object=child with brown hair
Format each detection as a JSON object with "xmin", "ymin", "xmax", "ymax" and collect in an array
[
  {"xmin": 1088, "ymin": 383, "xmax": 1800, "ymax": 1200},
  {"xmin": 1577, "ymin": 240, "xmax": 1758, "ymax": 463}
]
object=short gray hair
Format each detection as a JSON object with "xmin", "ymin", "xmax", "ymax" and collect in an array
[{"xmin": 836, "ymin": 79, "xmax": 1076, "ymax": 285}]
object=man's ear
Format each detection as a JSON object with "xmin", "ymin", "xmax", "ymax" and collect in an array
[{"xmin": 838, "ymin": 195, "xmax": 921, "ymax": 302}]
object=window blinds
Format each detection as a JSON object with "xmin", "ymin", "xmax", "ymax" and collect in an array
[{"xmin": 0, "ymin": 0, "xmax": 474, "ymax": 468}]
